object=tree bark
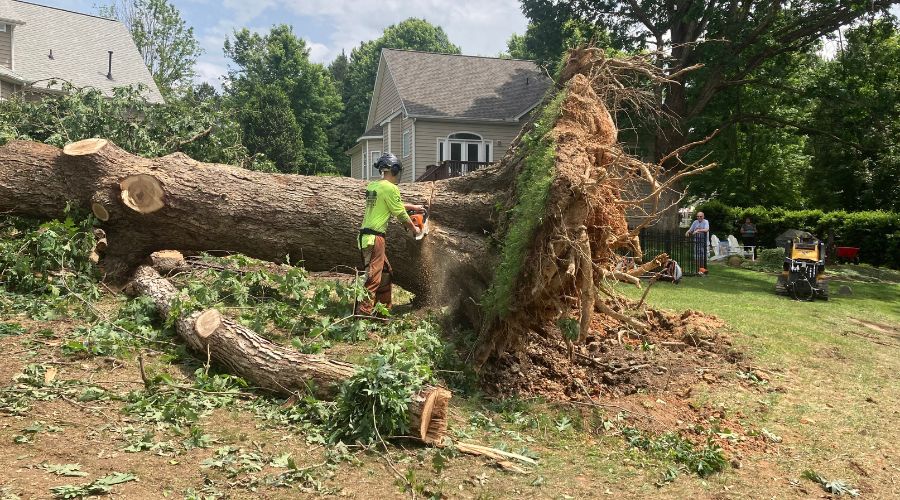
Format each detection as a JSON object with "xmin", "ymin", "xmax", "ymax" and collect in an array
[
  {"xmin": 128, "ymin": 264, "xmax": 451, "ymax": 444},
  {"xmin": 0, "ymin": 138, "xmax": 505, "ymax": 316}
]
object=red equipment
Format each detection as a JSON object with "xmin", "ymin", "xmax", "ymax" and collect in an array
[{"xmin": 835, "ymin": 246, "xmax": 860, "ymax": 264}]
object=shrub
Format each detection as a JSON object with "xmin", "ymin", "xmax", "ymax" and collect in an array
[
  {"xmin": 748, "ymin": 247, "xmax": 785, "ymax": 272},
  {"xmin": 695, "ymin": 203, "xmax": 900, "ymax": 268}
]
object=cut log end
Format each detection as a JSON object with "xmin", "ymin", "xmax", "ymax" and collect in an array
[
  {"xmin": 91, "ymin": 201, "xmax": 110, "ymax": 221},
  {"xmin": 194, "ymin": 309, "xmax": 222, "ymax": 339},
  {"xmin": 120, "ymin": 174, "xmax": 165, "ymax": 214},
  {"xmin": 62, "ymin": 138, "xmax": 109, "ymax": 156},
  {"xmin": 409, "ymin": 386, "xmax": 452, "ymax": 445},
  {"xmin": 150, "ymin": 250, "xmax": 186, "ymax": 274}
]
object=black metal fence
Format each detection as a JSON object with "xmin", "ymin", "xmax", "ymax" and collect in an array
[{"xmin": 634, "ymin": 229, "xmax": 707, "ymax": 276}]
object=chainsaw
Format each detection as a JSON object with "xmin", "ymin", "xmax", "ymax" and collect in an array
[
  {"xmin": 408, "ymin": 185, "xmax": 435, "ymax": 241},
  {"xmin": 407, "ymin": 207, "xmax": 430, "ymax": 240}
]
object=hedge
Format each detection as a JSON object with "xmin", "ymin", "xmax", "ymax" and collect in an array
[{"xmin": 696, "ymin": 200, "xmax": 900, "ymax": 268}]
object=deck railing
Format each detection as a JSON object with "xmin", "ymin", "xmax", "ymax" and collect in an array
[{"xmin": 416, "ymin": 160, "xmax": 494, "ymax": 182}]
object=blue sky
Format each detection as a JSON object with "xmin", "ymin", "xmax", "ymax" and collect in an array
[
  {"xmin": 24, "ymin": 1, "xmax": 900, "ymax": 88},
  {"xmin": 29, "ymin": 0, "xmax": 529, "ymax": 87}
]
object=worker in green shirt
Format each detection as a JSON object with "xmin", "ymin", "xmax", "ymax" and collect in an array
[{"xmin": 357, "ymin": 153, "xmax": 423, "ymax": 315}]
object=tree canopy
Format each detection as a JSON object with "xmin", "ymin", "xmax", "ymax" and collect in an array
[
  {"xmin": 803, "ymin": 20, "xmax": 900, "ymax": 211},
  {"xmin": 225, "ymin": 25, "xmax": 342, "ymax": 175},
  {"xmin": 520, "ymin": 0, "xmax": 897, "ymax": 161}
]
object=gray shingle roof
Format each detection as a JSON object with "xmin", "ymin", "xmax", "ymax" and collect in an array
[
  {"xmin": 359, "ymin": 123, "xmax": 383, "ymax": 139},
  {"xmin": 382, "ymin": 49, "xmax": 551, "ymax": 121},
  {"xmin": 4, "ymin": 1, "xmax": 163, "ymax": 103}
]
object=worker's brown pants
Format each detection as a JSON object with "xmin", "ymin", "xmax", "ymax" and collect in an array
[{"xmin": 358, "ymin": 236, "xmax": 392, "ymax": 315}]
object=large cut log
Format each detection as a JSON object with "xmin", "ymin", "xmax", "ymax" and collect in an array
[
  {"xmin": 128, "ymin": 264, "xmax": 451, "ymax": 444},
  {"xmin": 0, "ymin": 138, "xmax": 503, "ymax": 313}
]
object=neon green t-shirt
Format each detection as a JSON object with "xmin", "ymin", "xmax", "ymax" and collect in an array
[{"xmin": 359, "ymin": 179, "xmax": 411, "ymax": 248}]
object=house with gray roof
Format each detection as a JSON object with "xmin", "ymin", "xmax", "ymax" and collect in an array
[
  {"xmin": 347, "ymin": 49, "xmax": 552, "ymax": 182},
  {"xmin": 0, "ymin": 0, "xmax": 163, "ymax": 103}
]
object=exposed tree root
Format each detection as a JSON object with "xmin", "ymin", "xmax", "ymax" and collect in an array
[{"xmin": 474, "ymin": 48, "xmax": 713, "ymax": 366}]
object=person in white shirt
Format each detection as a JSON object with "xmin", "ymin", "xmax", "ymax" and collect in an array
[{"xmin": 685, "ymin": 211, "xmax": 710, "ymax": 273}]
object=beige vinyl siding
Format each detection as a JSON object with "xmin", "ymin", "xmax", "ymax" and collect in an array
[
  {"xmin": 372, "ymin": 69, "xmax": 402, "ymax": 126},
  {"xmin": 348, "ymin": 144, "xmax": 363, "ymax": 179},
  {"xmin": 390, "ymin": 114, "xmax": 402, "ymax": 162},
  {"xmin": 0, "ymin": 26, "xmax": 11, "ymax": 69},
  {"xmin": 399, "ymin": 117, "xmax": 414, "ymax": 182},
  {"xmin": 0, "ymin": 79, "xmax": 19, "ymax": 99},
  {"xmin": 414, "ymin": 120, "xmax": 524, "ymax": 170}
]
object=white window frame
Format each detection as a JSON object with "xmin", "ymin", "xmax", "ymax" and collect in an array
[
  {"xmin": 436, "ymin": 132, "xmax": 492, "ymax": 173},
  {"xmin": 402, "ymin": 128, "xmax": 411, "ymax": 158},
  {"xmin": 0, "ymin": 24, "xmax": 7, "ymax": 33},
  {"xmin": 370, "ymin": 150, "xmax": 382, "ymax": 178}
]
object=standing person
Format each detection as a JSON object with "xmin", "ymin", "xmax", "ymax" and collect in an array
[
  {"xmin": 356, "ymin": 153, "xmax": 423, "ymax": 315},
  {"xmin": 740, "ymin": 216, "xmax": 758, "ymax": 259},
  {"xmin": 685, "ymin": 211, "xmax": 710, "ymax": 274}
]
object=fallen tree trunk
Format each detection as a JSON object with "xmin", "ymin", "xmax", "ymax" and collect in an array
[
  {"xmin": 0, "ymin": 48, "xmax": 706, "ymax": 364},
  {"xmin": 0, "ymin": 138, "xmax": 501, "ymax": 313},
  {"xmin": 128, "ymin": 264, "xmax": 451, "ymax": 444}
]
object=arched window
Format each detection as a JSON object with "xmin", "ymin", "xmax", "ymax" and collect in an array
[
  {"xmin": 448, "ymin": 132, "xmax": 482, "ymax": 140},
  {"xmin": 438, "ymin": 132, "xmax": 493, "ymax": 173}
]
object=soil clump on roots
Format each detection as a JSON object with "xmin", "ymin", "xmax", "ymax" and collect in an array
[{"xmin": 483, "ymin": 305, "xmax": 740, "ymax": 400}]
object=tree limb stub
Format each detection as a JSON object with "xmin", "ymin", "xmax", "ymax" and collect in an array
[
  {"xmin": 91, "ymin": 201, "xmax": 110, "ymax": 222},
  {"xmin": 194, "ymin": 309, "xmax": 222, "ymax": 339},
  {"xmin": 62, "ymin": 138, "xmax": 108, "ymax": 156},
  {"xmin": 128, "ymin": 264, "xmax": 451, "ymax": 443}
]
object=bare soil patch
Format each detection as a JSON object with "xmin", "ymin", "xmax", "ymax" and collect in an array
[{"xmin": 484, "ymin": 306, "xmax": 741, "ymax": 401}]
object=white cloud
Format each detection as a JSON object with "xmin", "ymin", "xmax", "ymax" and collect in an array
[
  {"xmin": 306, "ymin": 41, "xmax": 331, "ymax": 64},
  {"xmin": 194, "ymin": 60, "xmax": 228, "ymax": 86}
]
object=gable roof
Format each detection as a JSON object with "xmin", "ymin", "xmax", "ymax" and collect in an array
[
  {"xmin": 3, "ymin": 1, "xmax": 163, "ymax": 103},
  {"xmin": 380, "ymin": 49, "xmax": 551, "ymax": 123}
]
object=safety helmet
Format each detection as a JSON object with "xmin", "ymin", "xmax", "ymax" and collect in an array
[{"xmin": 375, "ymin": 153, "xmax": 402, "ymax": 176}]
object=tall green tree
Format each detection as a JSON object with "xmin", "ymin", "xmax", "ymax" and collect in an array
[
  {"xmin": 684, "ymin": 49, "xmax": 819, "ymax": 208},
  {"xmin": 519, "ymin": 0, "xmax": 896, "ymax": 163},
  {"xmin": 507, "ymin": 3, "xmax": 608, "ymax": 69},
  {"xmin": 97, "ymin": 0, "xmax": 202, "ymax": 92},
  {"xmin": 225, "ymin": 25, "xmax": 342, "ymax": 174},
  {"xmin": 336, "ymin": 19, "xmax": 460, "ymax": 165},
  {"xmin": 804, "ymin": 19, "xmax": 900, "ymax": 211}
]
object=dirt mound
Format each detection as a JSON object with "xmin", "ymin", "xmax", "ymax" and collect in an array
[{"xmin": 483, "ymin": 306, "xmax": 741, "ymax": 400}]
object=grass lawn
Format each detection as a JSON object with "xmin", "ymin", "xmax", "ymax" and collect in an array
[
  {"xmin": 1, "ymin": 262, "xmax": 898, "ymax": 499},
  {"xmin": 615, "ymin": 263, "xmax": 900, "ymax": 498}
]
